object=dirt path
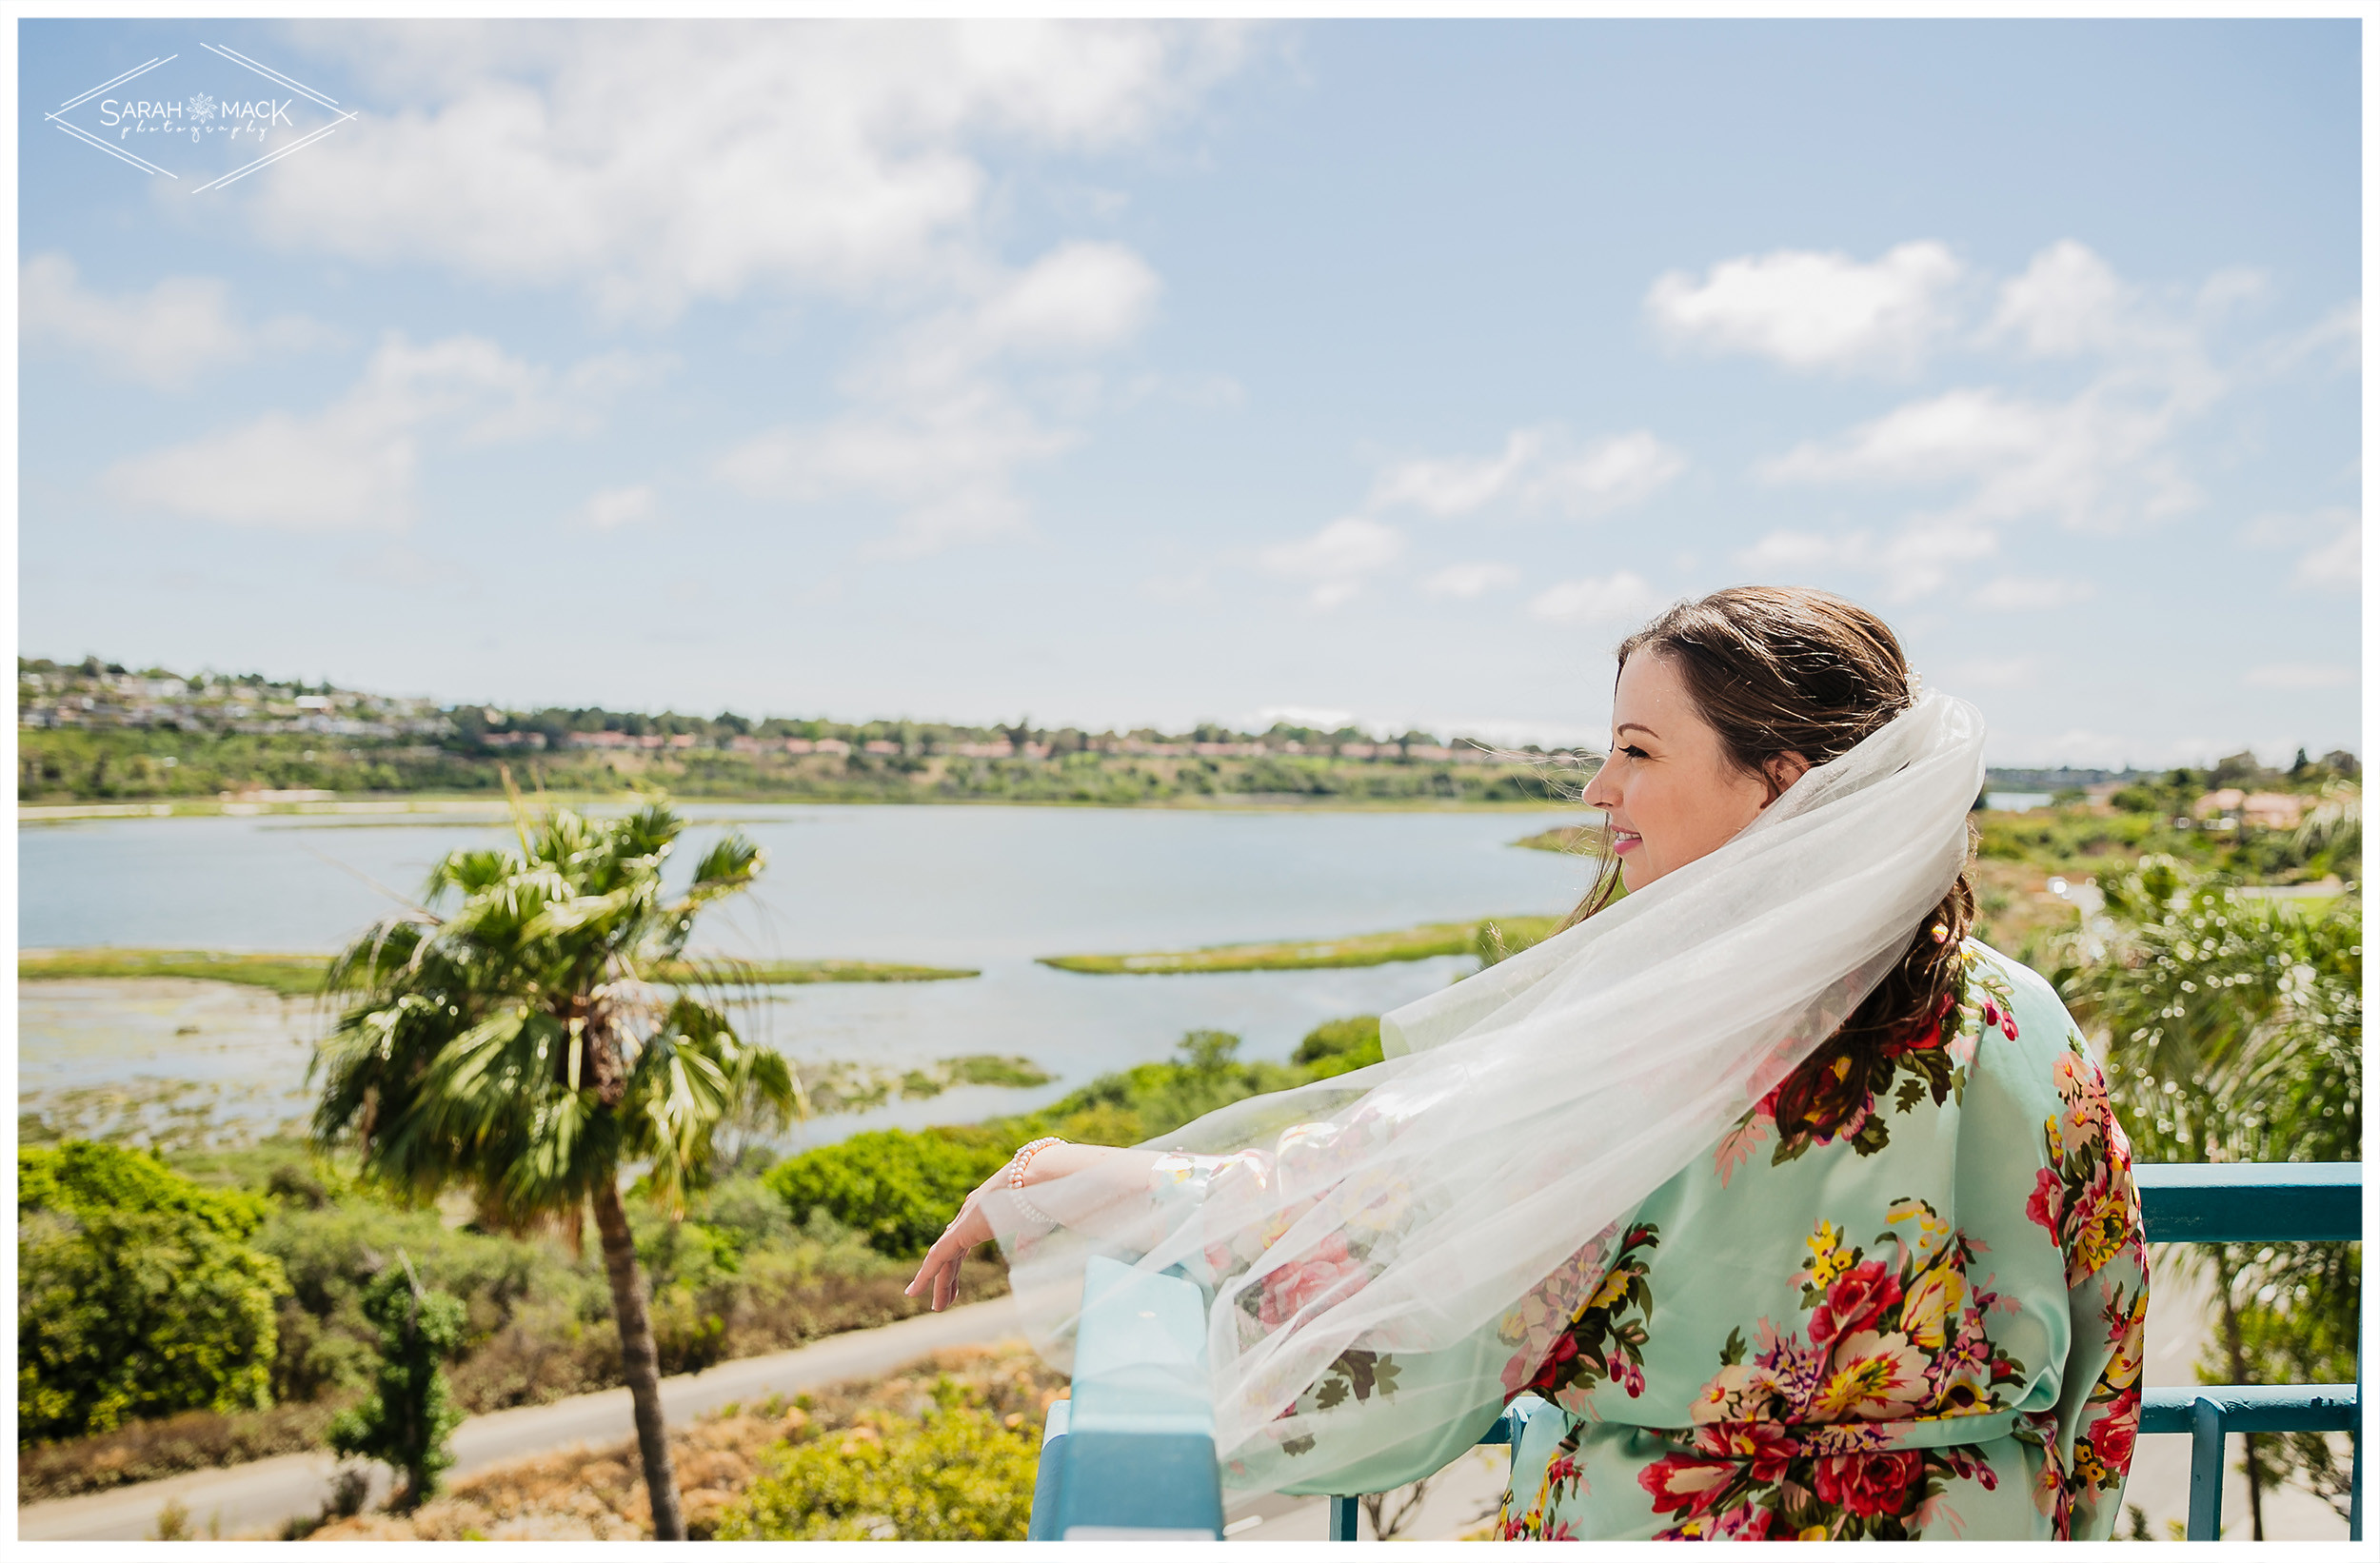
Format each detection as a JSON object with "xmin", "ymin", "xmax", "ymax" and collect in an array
[{"xmin": 18, "ymin": 1297, "xmax": 1021, "ymax": 1542}]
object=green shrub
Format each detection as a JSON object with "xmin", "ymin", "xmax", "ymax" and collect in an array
[
  {"xmin": 764, "ymin": 1129, "xmax": 1015, "ymax": 1258},
  {"xmin": 18, "ymin": 1141, "xmax": 291, "ymax": 1441},
  {"xmin": 1294, "ymin": 1016, "xmax": 1383, "ymax": 1078},
  {"xmin": 326, "ymin": 1263, "xmax": 466, "ymax": 1510},
  {"xmin": 715, "ymin": 1376, "xmax": 1041, "ymax": 1540}
]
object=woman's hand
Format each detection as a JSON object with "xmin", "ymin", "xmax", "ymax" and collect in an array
[{"xmin": 905, "ymin": 1162, "xmax": 1011, "ymax": 1312}]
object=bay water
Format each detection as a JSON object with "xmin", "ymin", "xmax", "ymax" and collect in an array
[{"xmin": 18, "ymin": 803, "xmax": 1593, "ymax": 1148}]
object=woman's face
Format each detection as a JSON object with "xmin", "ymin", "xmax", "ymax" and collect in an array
[{"xmin": 1582, "ymin": 651, "xmax": 1805, "ymax": 892}]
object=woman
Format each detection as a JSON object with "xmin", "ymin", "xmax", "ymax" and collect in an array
[{"xmin": 909, "ymin": 586, "xmax": 2147, "ymax": 1541}]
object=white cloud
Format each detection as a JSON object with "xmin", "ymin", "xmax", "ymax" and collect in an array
[
  {"xmin": 1970, "ymin": 575, "xmax": 2096, "ymax": 612},
  {"xmin": 241, "ymin": 24, "xmax": 1236, "ymax": 558},
  {"xmin": 2243, "ymin": 663, "xmax": 2356, "ymax": 690},
  {"xmin": 1732, "ymin": 521, "xmax": 1993, "ymax": 602},
  {"xmin": 713, "ymin": 241, "xmax": 1160, "ymax": 556},
  {"xmin": 1370, "ymin": 426, "xmax": 1684, "ymax": 520},
  {"xmin": 1734, "ymin": 529, "xmax": 1861, "ymax": 575},
  {"xmin": 1371, "ymin": 428, "xmax": 1541, "ymax": 516},
  {"xmin": 2242, "ymin": 506, "xmax": 2361, "ymax": 594},
  {"xmin": 1421, "ymin": 562, "xmax": 1521, "ymax": 600},
  {"xmin": 2293, "ymin": 519, "xmax": 2361, "ymax": 592},
  {"xmin": 102, "ymin": 331, "xmax": 656, "ymax": 530},
  {"xmin": 1761, "ymin": 382, "xmax": 2204, "ymax": 539},
  {"xmin": 576, "ymin": 484, "xmax": 658, "ymax": 531},
  {"xmin": 1944, "ymin": 657, "xmax": 2038, "ymax": 690},
  {"xmin": 1645, "ymin": 241, "xmax": 1962, "ymax": 374},
  {"xmin": 972, "ymin": 242, "xmax": 1160, "ymax": 356},
  {"xmin": 1526, "ymin": 571, "xmax": 1664, "ymax": 624},
  {"xmin": 259, "ymin": 21, "xmax": 1249, "ymax": 322},
  {"xmin": 2258, "ymin": 300, "xmax": 2361, "ymax": 377},
  {"xmin": 1986, "ymin": 240, "xmax": 2134, "ymax": 359},
  {"xmin": 1747, "ymin": 244, "xmax": 2236, "ymax": 607},
  {"xmin": 1259, "ymin": 517, "xmax": 1404, "ymax": 609},
  {"xmin": 20, "ymin": 251, "xmax": 337, "ymax": 391}
]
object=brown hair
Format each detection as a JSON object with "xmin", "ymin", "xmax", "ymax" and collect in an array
[{"xmin": 1561, "ymin": 585, "xmax": 1976, "ymax": 1071}]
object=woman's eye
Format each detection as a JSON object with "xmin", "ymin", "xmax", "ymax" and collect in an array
[{"xmin": 1619, "ymin": 744, "xmax": 1649, "ymax": 760}]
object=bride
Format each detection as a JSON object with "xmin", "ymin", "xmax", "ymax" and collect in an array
[{"xmin": 907, "ymin": 585, "xmax": 2147, "ymax": 1541}]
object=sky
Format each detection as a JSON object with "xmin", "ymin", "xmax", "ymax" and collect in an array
[{"xmin": 14, "ymin": 18, "xmax": 2364, "ymax": 767}]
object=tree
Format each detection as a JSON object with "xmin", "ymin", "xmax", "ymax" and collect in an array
[
  {"xmin": 309, "ymin": 791, "xmax": 798, "ymax": 1539},
  {"xmin": 327, "ymin": 1257, "xmax": 466, "ymax": 1510},
  {"xmin": 2055, "ymin": 857, "xmax": 2362, "ymax": 1530},
  {"xmin": 17, "ymin": 1141, "xmax": 289, "ymax": 1441}
]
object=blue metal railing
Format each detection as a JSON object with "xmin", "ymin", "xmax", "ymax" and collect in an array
[{"xmin": 1029, "ymin": 1163, "xmax": 2363, "ymax": 1542}]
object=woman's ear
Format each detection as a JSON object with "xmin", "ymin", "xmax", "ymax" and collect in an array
[{"xmin": 1759, "ymin": 752, "xmax": 1812, "ymax": 805}]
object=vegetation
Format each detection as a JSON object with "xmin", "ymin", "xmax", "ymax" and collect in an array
[
  {"xmin": 307, "ymin": 792, "xmax": 798, "ymax": 1539},
  {"xmin": 18, "ymin": 1141, "xmax": 292, "ymax": 1443},
  {"xmin": 18, "ymin": 948, "xmax": 335, "ymax": 997},
  {"xmin": 327, "ymin": 1261, "xmax": 467, "ymax": 1511},
  {"xmin": 764, "ymin": 1019, "xmax": 1393, "ymax": 1259},
  {"xmin": 764, "ymin": 1129, "xmax": 1018, "ymax": 1259},
  {"xmin": 19, "ymin": 655, "xmax": 1575, "ymax": 808},
  {"xmin": 2055, "ymin": 856, "xmax": 2361, "ymax": 1530},
  {"xmin": 1039, "ymin": 915, "xmax": 1561, "ymax": 975},
  {"xmin": 18, "ymin": 1138, "xmax": 1008, "ymax": 1504},
  {"xmin": 297, "ymin": 1341, "xmax": 1067, "ymax": 1541},
  {"xmin": 16, "ymin": 947, "xmax": 976, "ymax": 996},
  {"xmin": 717, "ymin": 1375, "xmax": 1044, "ymax": 1540}
]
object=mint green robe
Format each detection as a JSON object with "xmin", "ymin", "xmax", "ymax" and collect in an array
[{"xmin": 1150, "ymin": 940, "xmax": 2148, "ymax": 1540}]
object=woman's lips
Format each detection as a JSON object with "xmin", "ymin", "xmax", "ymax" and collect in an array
[{"xmin": 1610, "ymin": 828, "xmax": 1641, "ymax": 855}]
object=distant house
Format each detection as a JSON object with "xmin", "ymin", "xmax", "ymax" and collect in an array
[
  {"xmin": 2192, "ymin": 788, "xmax": 2311, "ymax": 829},
  {"xmin": 812, "ymin": 739, "xmax": 852, "ymax": 757},
  {"xmin": 863, "ymin": 739, "xmax": 902, "ymax": 755}
]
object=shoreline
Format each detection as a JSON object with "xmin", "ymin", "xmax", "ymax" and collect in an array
[{"xmin": 18, "ymin": 792, "xmax": 1591, "ymax": 824}]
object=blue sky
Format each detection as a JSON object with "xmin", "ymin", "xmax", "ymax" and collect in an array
[{"xmin": 17, "ymin": 18, "xmax": 2362, "ymax": 766}]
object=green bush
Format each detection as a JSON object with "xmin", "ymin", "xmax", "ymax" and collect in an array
[
  {"xmin": 1293, "ymin": 1016, "xmax": 1383, "ymax": 1078},
  {"xmin": 19, "ymin": 1141, "xmax": 291, "ymax": 1441},
  {"xmin": 764, "ymin": 1129, "xmax": 1016, "ymax": 1258},
  {"xmin": 714, "ymin": 1377, "xmax": 1041, "ymax": 1540},
  {"xmin": 326, "ymin": 1263, "xmax": 466, "ymax": 1509}
]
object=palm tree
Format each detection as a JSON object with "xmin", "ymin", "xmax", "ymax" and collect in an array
[
  {"xmin": 308, "ymin": 790, "xmax": 797, "ymax": 1539},
  {"xmin": 2055, "ymin": 855, "xmax": 2362, "ymax": 1532}
]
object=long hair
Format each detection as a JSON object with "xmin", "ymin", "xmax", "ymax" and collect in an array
[{"xmin": 1561, "ymin": 585, "xmax": 1977, "ymax": 1062}]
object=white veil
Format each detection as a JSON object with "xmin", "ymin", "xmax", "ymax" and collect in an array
[{"xmin": 991, "ymin": 688, "xmax": 1987, "ymax": 1494}]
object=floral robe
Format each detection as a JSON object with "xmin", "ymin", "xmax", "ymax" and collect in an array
[
  {"xmin": 1139, "ymin": 940, "xmax": 2147, "ymax": 1539},
  {"xmin": 1493, "ymin": 940, "xmax": 2147, "ymax": 1540}
]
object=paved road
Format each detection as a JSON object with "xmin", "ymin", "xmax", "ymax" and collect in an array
[{"xmin": 19, "ymin": 1297, "xmax": 1023, "ymax": 1542}]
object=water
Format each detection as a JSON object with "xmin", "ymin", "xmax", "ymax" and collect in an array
[{"xmin": 19, "ymin": 803, "xmax": 1594, "ymax": 1147}]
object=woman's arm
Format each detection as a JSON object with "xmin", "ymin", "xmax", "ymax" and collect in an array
[{"xmin": 903, "ymin": 1142, "xmax": 1165, "ymax": 1311}]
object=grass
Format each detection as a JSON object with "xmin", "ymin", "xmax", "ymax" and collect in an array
[
  {"xmin": 658, "ymin": 959, "xmax": 979, "ymax": 985},
  {"xmin": 16, "ymin": 948, "xmax": 332, "ymax": 996},
  {"xmin": 15, "ymin": 948, "xmax": 976, "ymax": 996},
  {"xmin": 1512, "ymin": 822, "xmax": 1607, "ymax": 855},
  {"xmin": 1036, "ymin": 915, "xmax": 1563, "ymax": 975},
  {"xmin": 798, "ymin": 1055, "xmax": 1056, "ymax": 1115}
]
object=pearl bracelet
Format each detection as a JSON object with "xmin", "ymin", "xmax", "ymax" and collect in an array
[{"xmin": 1007, "ymin": 1137, "xmax": 1066, "ymax": 1227}]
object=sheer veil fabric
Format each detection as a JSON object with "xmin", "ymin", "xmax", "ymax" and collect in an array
[{"xmin": 989, "ymin": 689, "xmax": 1989, "ymax": 1493}]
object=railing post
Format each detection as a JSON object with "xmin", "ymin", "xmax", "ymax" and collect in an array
[
  {"xmin": 1328, "ymin": 1494, "xmax": 1361, "ymax": 1540},
  {"xmin": 1028, "ymin": 1256, "xmax": 1223, "ymax": 1540},
  {"xmin": 2187, "ymin": 1395, "xmax": 2228, "ymax": 1541}
]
